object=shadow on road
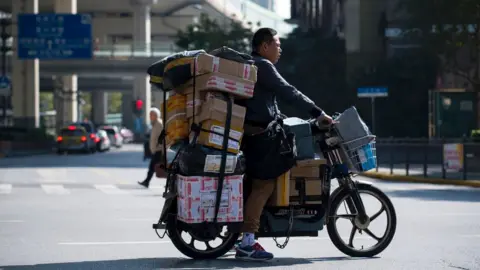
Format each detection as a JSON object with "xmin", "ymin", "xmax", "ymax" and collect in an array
[
  {"xmin": 384, "ymin": 188, "xmax": 480, "ymax": 202},
  {"xmin": 1, "ymin": 256, "xmax": 376, "ymax": 269},
  {"xmin": 0, "ymin": 150, "xmax": 148, "ymax": 169}
]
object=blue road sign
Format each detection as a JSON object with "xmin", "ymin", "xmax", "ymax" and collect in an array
[
  {"xmin": 17, "ymin": 13, "xmax": 93, "ymax": 60},
  {"xmin": 357, "ymin": 87, "xmax": 388, "ymax": 98},
  {"xmin": 0, "ymin": 76, "xmax": 11, "ymax": 96}
]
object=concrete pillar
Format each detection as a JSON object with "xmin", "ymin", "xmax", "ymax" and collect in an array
[
  {"xmin": 151, "ymin": 90, "xmax": 164, "ymax": 109},
  {"xmin": 91, "ymin": 91, "xmax": 107, "ymax": 124},
  {"xmin": 54, "ymin": 0, "xmax": 78, "ymax": 124},
  {"xmin": 134, "ymin": 76, "xmax": 151, "ymax": 127},
  {"xmin": 11, "ymin": 0, "xmax": 40, "ymax": 128},
  {"xmin": 121, "ymin": 92, "xmax": 134, "ymax": 130},
  {"xmin": 132, "ymin": 2, "xmax": 151, "ymax": 53},
  {"xmin": 132, "ymin": 2, "xmax": 153, "ymax": 132}
]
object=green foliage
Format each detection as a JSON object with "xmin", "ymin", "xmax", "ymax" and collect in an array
[
  {"xmin": 108, "ymin": 92, "xmax": 122, "ymax": 114},
  {"xmin": 175, "ymin": 13, "xmax": 254, "ymax": 52},
  {"xmin": 400, "ymin": 0, "xmax": 480, "ymax": 90}
]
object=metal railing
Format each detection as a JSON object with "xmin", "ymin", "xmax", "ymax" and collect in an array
[
  {"xmin": 5, "ymin": 41, "xmax": 181, "ymax": 59},
  {"xmin": 375, "ymin": 137, "xmax": 480, "ymax": 181}
]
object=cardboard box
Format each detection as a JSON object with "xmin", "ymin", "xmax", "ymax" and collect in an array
[
  {"xmin": 186, "ymin": 91, "xmax": 225, "ymax": 118},
  {"xmin": 176, "ymin": 174, "xmax": 244, "ymax": 223},
  {"xmin": 178, "ymin": 73, "xmax": 255, "ymax": 99},
  {"xmin": 291, "ymin": 156, "xmax": 327, "ymax": 178},
  {"xmin": 193, "ymin": 54, "xmax": 257, "ymax": 82},
  {"xmin": 191, "ymin": 98, "xmax": 246, "ymax": 128},
  {"xmin": 289, "ymin": 178, "xmax": 323, "ymax": 205},
  {"xmin": 192, "ymin": 119, "xmax": 243, "ymax": 154},
  {"xmin": 203, "ymin": 154, "xmax": 238, "ymax": 174},
  {"xmin": 268, "ymin": 171, "xmax": 291, "ymax": 206}
]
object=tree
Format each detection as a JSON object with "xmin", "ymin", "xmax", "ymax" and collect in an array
[
  {"xmin": 400, "ymin": 0, "xmax": 480, "ymax": 91},
  {"xmin": 175, "ymin": 13, "xmax": 255, "ymax": 52}
]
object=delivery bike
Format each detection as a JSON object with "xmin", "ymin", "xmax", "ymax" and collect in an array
[{"xmin": 152, "ymin": 118, "xmax": 397, "ymax": 260}]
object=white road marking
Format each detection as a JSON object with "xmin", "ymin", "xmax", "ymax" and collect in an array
[
  {"xmin": 36, "ymin": 168, "xmax": 76, "ymax": 183},
  {"xmin": 0, "ymin": 220, "xmax": 24, "ymax": 223},
  {"xmin": 459, "ymin": 235, "xmax": 480, "ymax": 238},
  {"xmin": 41, "ymin": 184, "xmax": 71, "ymax": 195},
  {"xmin": 117, "ymin": 218, "xmax": 156, "ymax": 221},
  {"xmin": 58, "ymin": 240, "xmax": 170, "ymax": 246},
  {"xmin": 92, "ymin": 169, "xmax": 111, "ymax": 179},
  {"xmin": 94, "ymin": 184, "xmax": 128, "ymax": 195},
  {"xmin": 0, "ymin": 184, "xmax": 12, "ymax": 194}
]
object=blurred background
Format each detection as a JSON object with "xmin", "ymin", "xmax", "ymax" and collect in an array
[{"xmin": 0, "ymin": 0, "xmax": 479, "ymax": 179}]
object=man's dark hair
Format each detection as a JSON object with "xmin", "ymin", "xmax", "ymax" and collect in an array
[{"xmin": 251, "ymin": 28, "xmax": 277, "ymax": 52}]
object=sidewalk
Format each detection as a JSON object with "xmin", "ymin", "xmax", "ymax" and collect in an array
[{"xmin": 362, "ymin": 164, "xmax": 480, "ymax": 188}]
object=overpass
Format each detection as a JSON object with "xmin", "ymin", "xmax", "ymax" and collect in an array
[
  {"xmin": 39, "ymin": 77, "xmax": 133, "ymax": 92},
  {"xmin": 6, "ymin": 46, "xmax": 173, "ymax": 76}
]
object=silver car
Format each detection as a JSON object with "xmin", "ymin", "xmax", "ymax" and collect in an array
[{"xmin": 100, "ymin": 126, "xmax": 123, "ymax": 148}]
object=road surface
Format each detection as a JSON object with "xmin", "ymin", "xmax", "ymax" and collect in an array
[{"xmin": 0, "ymin": 144, "xmax": 479, "ymax": 269}]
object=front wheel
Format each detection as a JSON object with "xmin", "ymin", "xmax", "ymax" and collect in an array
[{"xmin": 327, "ymin": 183, "xmax": 397, "ymax": 257}]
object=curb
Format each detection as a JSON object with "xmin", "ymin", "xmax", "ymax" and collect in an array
[{"xmin": 361, "ymin": 172, "xmax": 480, "ymax": 188}]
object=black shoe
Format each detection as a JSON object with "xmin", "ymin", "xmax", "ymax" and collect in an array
[{"xmin": 138, "ymin": 181, "xmax": 150, "ymax": 188}]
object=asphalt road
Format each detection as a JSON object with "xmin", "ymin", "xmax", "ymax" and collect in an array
[{"xmin": 0, "ymin": 144, "xmax": 479, "ymax": 270}]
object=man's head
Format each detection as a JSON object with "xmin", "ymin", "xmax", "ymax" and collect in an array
[
  {"xmin": 149, "ymin": 107, "xmax": 161, "ymax": 123},
  {"xmin": 252, "ymin": 28, "xmax": 281, "ymax": 64}
]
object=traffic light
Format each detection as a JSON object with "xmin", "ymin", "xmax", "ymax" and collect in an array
[{"xmin": 132, "ymin": 99, "xmax": 143, "ymax": 115}]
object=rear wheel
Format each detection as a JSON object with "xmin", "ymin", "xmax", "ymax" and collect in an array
[
  {"xmin": 327, "ymin": 183, "xmax": 397, "ymax": 257},
  {"xmin": 166, "ymin": 214, "xmax": 240, "ymax": 259}
]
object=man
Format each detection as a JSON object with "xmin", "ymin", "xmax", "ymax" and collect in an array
[
  {"xmin": 235, "ymin": 28, "xmax": 334, "ymax": 261},
  {"xmin": 138, "ymin": 108, "xmax": 164, "ymax": 188}
]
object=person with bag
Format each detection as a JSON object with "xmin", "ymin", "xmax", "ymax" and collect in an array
[
  {"xmin": 138, "ymin": 108, "xmax": 164, "ymax": 188},
  {"xmin": 233, "ymin": 28, "xmax": 334, "ymax": 261}
]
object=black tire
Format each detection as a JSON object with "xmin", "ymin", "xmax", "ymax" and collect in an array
[
  {"xmin": 166, "ymin": 215, "xmax": 240, "ymax": 259},
  {"xmin": 327, "ymin": 183, "xmax": 397, "ymax": 257},
  {"xmin": 56, "ymin": 150, "xmax": 64, "ymax": 155}
]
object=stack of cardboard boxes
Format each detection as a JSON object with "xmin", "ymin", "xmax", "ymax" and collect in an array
[
  {"xmin": 161, "ymin": 53, "xmax": 257, "ymax": 153},
  {"xmin": 158, "ymin": 53, "xmax": 258, "ymax": 224},
  {"xmin": 270, "ymin": 155, "xmax": 328, "ymax": 206}
]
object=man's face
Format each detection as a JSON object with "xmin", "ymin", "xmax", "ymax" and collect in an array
[
  {"xmin": 263, "ymin": 35, "xmax": 282, "ymax": 64},
  {"xmin": 149, "ymin": 111, "xmax": 157, "ymax": 122}
]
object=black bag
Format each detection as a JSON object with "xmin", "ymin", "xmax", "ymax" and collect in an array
[
  {"xmin": 209, "ymin": 46, "xmax": 255, "ymax": 65},
  {"xmin": 176, "ymin": 144, "xmax": 246, "ymax": 176},
  {"xmin": 147, "ymin": 50, "xmax": 206, "ymax": 91},
  {"xmin": 243, "ymin": 118, "xmax": 297, "ymax": 180}
]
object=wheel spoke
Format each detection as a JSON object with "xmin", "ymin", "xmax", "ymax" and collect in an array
[
  {"xmin": 205, "ymin": 241, "xmax": 214, "ymax": 250},
  {"xmin": 188, "ymin": 237, "xmax": 195, "ymax": 246},
  {"xmin": 348, "ymin": 226, "xmax": 357, "ymax": 247},
  {"xmin": 334, "ymin": 214, "xmax": 357, "ymax": 221},
  {"xmin": 370, "ymin": 206, "xmax": 385, "ymax": 222},
  {"xmin": 364, "ymin": 228, "xmax": 381, "ymax": 242}
]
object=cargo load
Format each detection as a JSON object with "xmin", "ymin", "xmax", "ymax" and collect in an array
[
  {"xmin": 176, "ymin": 174, "xmax": 244, "ymax": 224},
  {"xmin": 147, "ymin": 50, "xmax": 205, "ymax": 91},
  {"xmin": 150, "ymin": 47, "xmax": 257, "ymax": 225}
]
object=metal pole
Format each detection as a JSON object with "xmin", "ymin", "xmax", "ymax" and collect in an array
[
  {"xmin": 371, "ymin": 97, "xmax": 376, "ymax": 134},
  {"xmin": 1, "ymin": 19, "xmax": 7, "ymax": 126}
]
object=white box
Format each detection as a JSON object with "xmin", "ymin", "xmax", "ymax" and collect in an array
[{"xmin": 176, "ymin": 174, "xmax": 243, "ymax": 224}]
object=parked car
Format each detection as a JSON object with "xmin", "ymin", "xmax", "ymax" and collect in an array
[
  {"xmin": 56, "ymin": 125, "xmax": 96, "ymax": 154},
  {"xmin": 99, "ymin": 125, "xmax": 123, "ymax": 148},
  {"xmin": 96, "ymin": 130, "xmax": 111, "ymax": 152},
  {"xmin": 120, "ymin": 127, "xmax": 134, "ymax": 143}
]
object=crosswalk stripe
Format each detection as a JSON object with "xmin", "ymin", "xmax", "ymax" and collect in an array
[
  {"xmin": 94, "ymin": 184, "xmax": 129, "ymax": 195},
  {"xmin": 41, "ymin": 184, "xmax": 71, "ymax": 195},
  {"xmin": 0, "ymin": 184, "xmax": 12, "ymax": 194}
]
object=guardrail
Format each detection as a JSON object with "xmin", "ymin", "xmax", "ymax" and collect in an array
[
  {"xmin": 5, "ymin": 41, "xmax": 179, "ymax": 59},
  {"xmin": 375, "ymin": 138, "xmax": 480, "ymax": 181}
]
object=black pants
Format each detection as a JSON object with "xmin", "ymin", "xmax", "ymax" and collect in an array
[{"xmin": 145, "ymin": 151, "xmax": 163, "ymax": 183}]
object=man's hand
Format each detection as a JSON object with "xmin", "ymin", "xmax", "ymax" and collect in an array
[{"xmin": 316, "ymin": 112, "xmax": 335, "ymax": 128}]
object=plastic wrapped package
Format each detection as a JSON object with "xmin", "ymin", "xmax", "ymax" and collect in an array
[
  {"xmin": 147, "ymin": 50, "xmax": 206, "ymax": 91},
  {"xmin": 176, "ymin": 143, "xmax": 246, "ymax": 176}
]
